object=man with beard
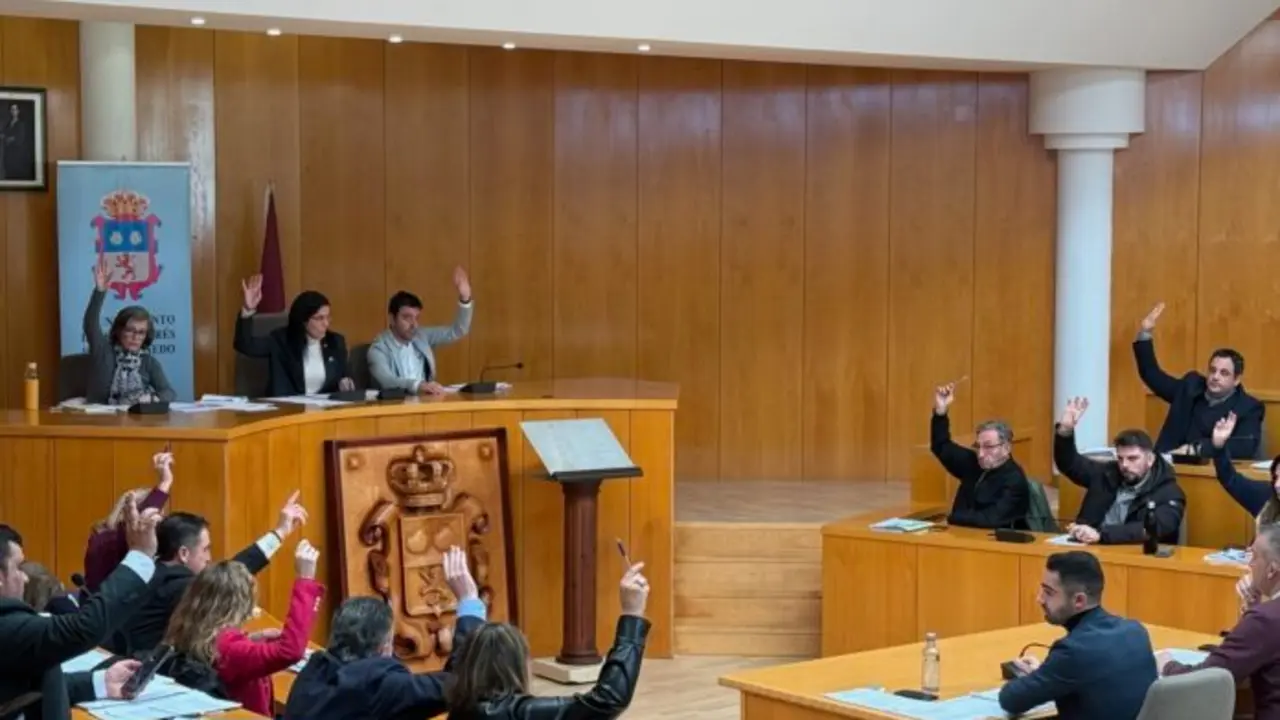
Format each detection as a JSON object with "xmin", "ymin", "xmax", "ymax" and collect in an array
[
  {"xmin": 929, "ymin": 381, "xmax": 1030, "ymax": 528},
  {"xmin": 999, "ymin": 552, "xmax": 1156, "ymax": 719},
  {"xmin": 1134, "ymin": 302, "xmax": 1264, "ymax": 458},
  {"xmin": 1054, "ymin": 397, "xmax": 1186, "ymax": 545}
]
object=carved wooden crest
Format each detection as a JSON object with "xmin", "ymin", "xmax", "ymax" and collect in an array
[{"xmin": 325, "ymin": 428, "xmax": 515, "ymax": 672}]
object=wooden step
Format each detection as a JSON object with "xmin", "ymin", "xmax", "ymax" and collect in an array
[
  {"xmin": 674, "ymin": 627, "xmax": 820, "ymax": 657},
  {"xmin": 674, "ymin": 560, "xmax": 822, "ymax": 599},
  {"xmin": 676, "ymin": 596, "xmax": 820, "ymax": 630}
]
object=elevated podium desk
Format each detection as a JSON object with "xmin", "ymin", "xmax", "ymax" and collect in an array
[{"xmin": 0, "ymin": 378, "xmax": 675, "ymax": 659}]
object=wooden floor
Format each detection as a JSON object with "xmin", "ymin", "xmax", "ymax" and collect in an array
[{"xmin": 532, "ymin": 655, "xmax": 783, "ymax": 718}]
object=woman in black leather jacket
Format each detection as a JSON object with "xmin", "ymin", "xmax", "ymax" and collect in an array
[{"xmin": 447, "ymin": 562, "xmax": 651, "ymax": 719}]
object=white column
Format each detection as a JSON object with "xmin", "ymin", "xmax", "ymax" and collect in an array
[
  {"xmin": 80, "ymin": 21, "xmax": 136, "ymax": 161},
  {"xmin": 1030, "ymin": 68, "xmax": 1145, "ymax": 451}
]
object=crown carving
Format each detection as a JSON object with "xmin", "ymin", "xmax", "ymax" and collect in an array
[{"xmin": 387, "ymin": 446, "xmax": 456, "ymax": 509}]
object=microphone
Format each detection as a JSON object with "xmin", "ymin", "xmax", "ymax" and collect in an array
[{"xmin": 460, "ymin": 361, "xmax": 524, "ymax": 395}]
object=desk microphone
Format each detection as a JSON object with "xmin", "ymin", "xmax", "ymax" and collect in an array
[{"xmin": 460, "ymin": 361, "xmax": 525, "ymax": 394}]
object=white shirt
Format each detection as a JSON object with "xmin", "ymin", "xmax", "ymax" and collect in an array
[
  {"xmin": 303, "ymin": 338, "xmax": 325, "ymax": 394},
  {"xmin": 395, "ymin": 339, "xmax": 426, "ymax": 385}
]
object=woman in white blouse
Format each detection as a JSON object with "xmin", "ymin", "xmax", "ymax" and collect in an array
[{"xmin": 233, "ymin": 274, "xmax": 355, "ymax": 397}]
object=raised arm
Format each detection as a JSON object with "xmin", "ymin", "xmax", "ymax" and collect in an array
[
  {"xmin": 420, "ymin": 266, "xmax": 474, "ymax": 348},
  {"xmin": 231, "ymin": 489, "xmax": 308, "ymax": 574},
  {"xmin": 1132, "ymin": 303, "xmax": 1182, "ymax": 403},
  {"xmin": 1227, "ymin": 400, "xmax": 1265, "ymax": 459},
  {"xmin": 929, "ymin": 383, "xmax": 980, "ymax": 480},
  {"xmin": 233, "ymin": 274, "xmax": 273, "ymax": 358},
  {"xmin": 216, "ymin": 543, "xmax": 323, "ymax": 684},
  {"xmin": 1052, "ymin": 397, "xmax": 1108, "ymax": 490},
  {"xmin": 1211, "ymin": 412, "xmax": 1272, "ymax": 516},
  {"xmin": 83, "ymin": 258, "xmax": 111, "ymax": 353}
]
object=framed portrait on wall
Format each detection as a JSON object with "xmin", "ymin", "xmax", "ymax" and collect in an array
[{"xmin": 0, "ymin": 87, "xmax": 46, "ymax": 191}]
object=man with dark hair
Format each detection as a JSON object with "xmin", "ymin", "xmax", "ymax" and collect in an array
[
  {"xmin": 1054, "ymin": 397, "xmax": 1186, "ymax": 545},
  {"xmin": 107, "ymin": 491, "xmax": 310, "ymax": 656},
  {"xmin": 284, "ymin": 547, "xmax": 487, "ymax": 719},
  {"xmin": 0, "ymin": 504, "xmax": 158, "ymax": 718},
  {"xmin": 367, "ymin": 267, "xmax": 473, "ymax": 395},
  {"xmin": 999, "ymin": 551, "xmax": 1156, "ymax": 719},
  {"xmin": 1134, "ymin": 302, "xmax": 1264, "ymax": 458},
  {"xmin": 1159, "ymin": 523, "xmax": 1280, "ymax": 718},
  {"xmin": 929, "ymin": 381, "xmax": 1030, "ymax": 528}
]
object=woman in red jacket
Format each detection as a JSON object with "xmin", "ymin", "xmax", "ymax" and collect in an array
[{"xmin": 161, "ymin": 539, "xmax": 323, "ymax": 715}]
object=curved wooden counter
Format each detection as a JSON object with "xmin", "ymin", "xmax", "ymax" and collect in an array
[{"xmin": 0, "ymin": 378, "xmax": 676, "ymax": 658}]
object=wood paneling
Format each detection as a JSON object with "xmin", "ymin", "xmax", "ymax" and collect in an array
[{"xmin": 8, "ymin": 18, "xmax": 1280, "ymax": 480}]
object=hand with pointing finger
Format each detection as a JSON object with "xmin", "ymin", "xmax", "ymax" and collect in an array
[
  {"xmin": 1141, "ymin": 303, "xmax": 1165, "ymax": 333},
  {"xmin": 275, "ymin": 490, "xmax": 308, "ymax": 539}
]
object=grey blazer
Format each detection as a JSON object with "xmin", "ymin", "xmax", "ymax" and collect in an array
[
  {"xmin": 82, "ymin": 289, "xmax": 176, "ymax": 404},
  {"xmin": 367, "ymin": 301, "xmax": 473, "ymax": 390}
]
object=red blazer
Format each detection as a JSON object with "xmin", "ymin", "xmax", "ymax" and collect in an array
[
  {"xmin": 214, "ymin": 578, "xmax": 324, "ymax": 716},
  {"xmin": 82, "ymin": 488, "xmax": 169, "ymax": 592}
]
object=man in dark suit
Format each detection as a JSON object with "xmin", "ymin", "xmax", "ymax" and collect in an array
[
  {"xmin": 106, "ymin": 490, "xmax": 308, "ymax": 656},
  {"xmin": 1054, "ymin": 397, "xmax": 1186, "ymax": 545},
  {"xmin": 999, "ymin": 551, "xmax": 1157, "ymax": 720},
  {"xmin": 0, "ymin": 502, "xmax": 158, "ymax": 719},
  {"xmin": 1134, "ymin": 302, "xmax": 1264, "ymax": 458},
  {"xmin": 929, "ymin": 381, "xmax": 1030, "ymax": 529},
  {"xmin": 1160, "ymin": 523, "xmax": 1280, "ymax": 719}
]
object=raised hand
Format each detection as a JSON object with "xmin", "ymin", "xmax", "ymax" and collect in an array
[
  {"xmin": 242, "ymin": 274, "xmax": 264, "ymax": 312},
  {"xmin": 454, "ymin": 266, "xmax": 471, "ymax": 303},
  {"xmin": 275, "ymin": 490, "xmax": 309, "ymax": 538},
  {"xmin": 934, "ymin": 383, "xmax": 956, "ymax": 415},
  {"xmin": 153, "ymin": 448, "xmax": 175, "ymax": 492},
  {"xmin": 1212, "ymin": 412, "xmax": 1238, "ymax": 450},
  {"xmin": 92, "ymin": 255, "xmax": 110, "ymax": 291},
  {"xmin": 1058, "ymin": 397, "xmax": 1089, "ymax": 431},
  {"xmin": 619, "ymin": 561, "xmax": 649, "ymax": 617},
  {"xmin": 294, "ymin": 539, "xmax": 319, "ymax": 580},
  {"xmin": 124, "ymin": 495, "xmax": 160, "ymax": 557},
  {"xmin": 443, "ymin": 545, "xmax": 478, "ymax": 602},
  {"xmin": 1141, "ymin": 302, "xmax": 1165, "ymax": 333}
]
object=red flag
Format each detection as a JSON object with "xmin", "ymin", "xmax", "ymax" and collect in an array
[{"xmin": 258, "ymin": 184, "xmax": 286, "ymax": 313}]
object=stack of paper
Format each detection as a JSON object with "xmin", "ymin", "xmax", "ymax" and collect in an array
[
  {"xmin": 266, "ymin": 395, "xmax": 353, "ymax": 408},
  {"xmin": 1204, "ymin": 548, "xmax": 1249, "ymax": 566},
  {"xmin": 61, "ymin": 648, "xmax": 111, "ymax": 674},
  {"xmin": 56, "ymin": 401, "xmax": 123, "ymax": 414},
  {"xmin": 78, "ymin": 676, "xmax": 241, "ymax": 720},
  {"xmin": 825, "ymin": 687, "xmax": 1054, "ymax": 719},
  {"xmin": 444, "ymin": 382, "xmax": 513, "ymax": 393},
  {"xmin": 869, "ymin": 518, "xmax": 935, "ymax": 533}
]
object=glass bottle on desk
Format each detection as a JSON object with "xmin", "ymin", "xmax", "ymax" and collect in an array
[
  {"xmin": 23, "ymin": 362, "xmax": 38, "ymax": 411},
  {"xmin": 922, "ymin": 632, "xmax": 941, "ymax": 694}
]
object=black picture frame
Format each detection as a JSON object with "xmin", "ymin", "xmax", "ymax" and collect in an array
[{"xmin": 0, "ymin": 87, "xmax": 47, "ymax": 191}]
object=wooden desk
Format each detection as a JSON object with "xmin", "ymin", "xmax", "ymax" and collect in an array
[
  {"xmin": 1057, "ymin": 458, "xmax": 1263, "ymax": 549},
  {"xmin": 821, "ymin": 506, "xmax": 1243, "ymax": 657},
  {"xmin": 721, "ymin": 623, "xmax": 1219, "ymax": 720},
  {"xmin": 0, "ymin": 377, "xmax": 675, "ymax": 659}
]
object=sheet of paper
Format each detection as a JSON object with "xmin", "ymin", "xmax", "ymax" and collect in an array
[
  {"xmin": 264, "ymin": 395, "xmax": 352, "ymax": 408},
  {"xmin": 1045, "ymin": 534, "xmax": 1084, "ymax": 546},
  {"xmin": 198, "ymin": 394, "xmax": 250, "ymax": 404},
  {"xmin": 1204, "ymin": 549, "xmax": 1249, "ymax": 566},
  {"xmin": 58, "ymin": 403, "xmax": 123, "ymax": 414},
  {"xmin": 870, "ymin": 518, "xmax": 934, "ymax": 533},
  {"xmin": 443, "ymin": 382, "xmax": 512, "ymax": 393},
  {"xmin": 1157, "ymin": 647, "xmax": 1210, "ymax": 665},
  {"xmin": 520, "ymin": 418, "xmax": 635, "ymax": 475},
  {"xmin": 824, "ymin": 688, "xmax": 1048, "ymax": 720},
  {"xmin": 1253, "ymin": 461, "xmax": 1272, "ymax": 470},
  {"xmin": 61, "ymin": 648, "xmax": 110, "ymax": 674},
  {"xmin": 80, "ymin": 681, "xmax": 241, "ymax": 720}
]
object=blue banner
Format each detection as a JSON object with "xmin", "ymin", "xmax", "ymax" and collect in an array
[{"xmin": 56, "ymin": 162, "xmax": 194, "ymax": 401}]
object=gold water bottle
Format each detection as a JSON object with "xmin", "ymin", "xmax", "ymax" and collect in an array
[{"xmin": 23, "ymin": 362, "xmax": 38, "ymax": 411}]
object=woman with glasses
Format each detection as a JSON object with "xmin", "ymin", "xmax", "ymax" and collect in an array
[{"xmin": 82, "ymin": 256, "xmax": 175, "ymax": 406}]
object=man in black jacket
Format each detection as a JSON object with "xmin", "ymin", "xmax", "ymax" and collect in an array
[
  {"xmin": 1054, "ymin": 397, "xmax": 1186, "ymax": 545},
  {"xmin": 0, "ymin": 504, "xmax": 157, "ymax": 719},
  {"xmin": 284, "ymin": 546, "xmax": 486, "ymax": 720},
  {"xmin": 930, "ymin": 381, "xmax": 1030, "ymax": 529},
  {"xmin": 1134, "ymin": 302, "xmax": 1264, "ymax": 458},
  {"xmin": 106, "ymin": 489, "xmax": 309, "ymax": 656}
]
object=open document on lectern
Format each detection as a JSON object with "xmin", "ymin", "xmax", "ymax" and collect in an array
[{"xmin": 519, "ymin": 417, "xmax": 640, "ymax": 479}]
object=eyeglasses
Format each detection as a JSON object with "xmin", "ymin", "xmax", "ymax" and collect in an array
[
  {"xmin": 971, "ymin": 442, "xmax": 1008, "ymax": 452},
  {"xmin": 121, "ymin": 327, "xmax": 148, "ymax": 337}
]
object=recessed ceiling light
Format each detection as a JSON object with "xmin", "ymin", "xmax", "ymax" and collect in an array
[
  {"xmin": 637, "ymin": 43, "xmax": 651, "ymax": 52},
  {"xmin": 502, "ymin": 42, "xmax": 516, "ymax": 50},
  {"xmin": 389, "ymin": 34, "xmax": 403, "ymax": 43},
  {"xmin": 190, "ymin": 16, "xmax": 206, "ymax": 26},
  {"xmin": 266, "ymin": 27, "xmax": 282, "ymax": 37}
]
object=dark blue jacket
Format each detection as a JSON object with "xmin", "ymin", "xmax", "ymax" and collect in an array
[
  {"xmin": 1134, "ymin": 338, "xmax": 1265, "ymax": 459},
  {"xmin": 1212, "ymin": 446, "xmax": 1273, "ymax": 517},
  {"xmin": 999, "ymin": 607, "xmax": 1156, "ymax": 720},
  {"xmin": 283, "ymin": 598, "xmax": 486, "ymax": 720}
]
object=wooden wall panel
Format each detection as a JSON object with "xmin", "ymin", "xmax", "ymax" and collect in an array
[
  {"xmin": 1109, "ymin": 72, "xmax": 1203, "ymax": 437},
  {"xmin": 1197, "ymin": 22, "xmax": 1280, "ymax": 393},
  {"xmin": 297, "ymin": 37, "xmax": 386, "ymax": 345},
  {"xmin": 801, "ymin": 66, "xmax": 891, "ymax": 481},
  {"xmin": 636, "ymin": 58, "xmax": 722, "ymax": 479},
  {"xmin": 2, "ymin": 18, "xmax": 77, "ymax": 407},
  {"xmin": 383, "ymin": 43, "xmax": 472, "ymax": 383},
  {"xmin": 0, "ymin": 439, "xmax": 54, "ymax": 570},
  {"xmin": 553, "ymin": 53, "xmax": 638, "ymax": 379},
  {"xmin": 971, "ymin": 74, "xmax": 1056, "ymax": 479},
  {"xmin": 468, "ymin": 49, "xmax": 555, "ymax": 381},
  {"xmin": 886, "ymin": 71, "xmax": 979, "ymax": 479},
  {"xmin": 213, "ymin": 32, "xmax": 302, "ymax": 392},
  {"xmin": 719, "ymin": 61, "xmax": 807, "ymax": 479}
]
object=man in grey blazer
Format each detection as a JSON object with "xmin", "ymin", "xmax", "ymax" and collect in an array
[{"xmin": 368, "ymin": 266, "xmax": 473, "ymax": 394}]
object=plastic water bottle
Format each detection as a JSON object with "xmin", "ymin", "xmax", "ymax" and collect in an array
[
  {"xmin": 922, "ymin": 632, "xmax": 941, "ymax": 694},
  {"xmin": 1143, "ymin": 500, "xmax": 1159, "ymax": 555}
]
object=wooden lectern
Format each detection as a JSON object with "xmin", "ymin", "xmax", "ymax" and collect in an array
[{"xmin": 521, "ymin": 418, "xmax": 642, "ymax": 683}]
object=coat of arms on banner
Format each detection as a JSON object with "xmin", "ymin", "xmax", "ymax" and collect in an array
[{"xmin": 91, "ymin": 189, "xmax": 163, "ymax": 300}]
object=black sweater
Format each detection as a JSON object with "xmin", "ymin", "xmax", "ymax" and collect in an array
[{"xmin": 930, "ymin": 413, "xmax": 1030, "ymax": 529}]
